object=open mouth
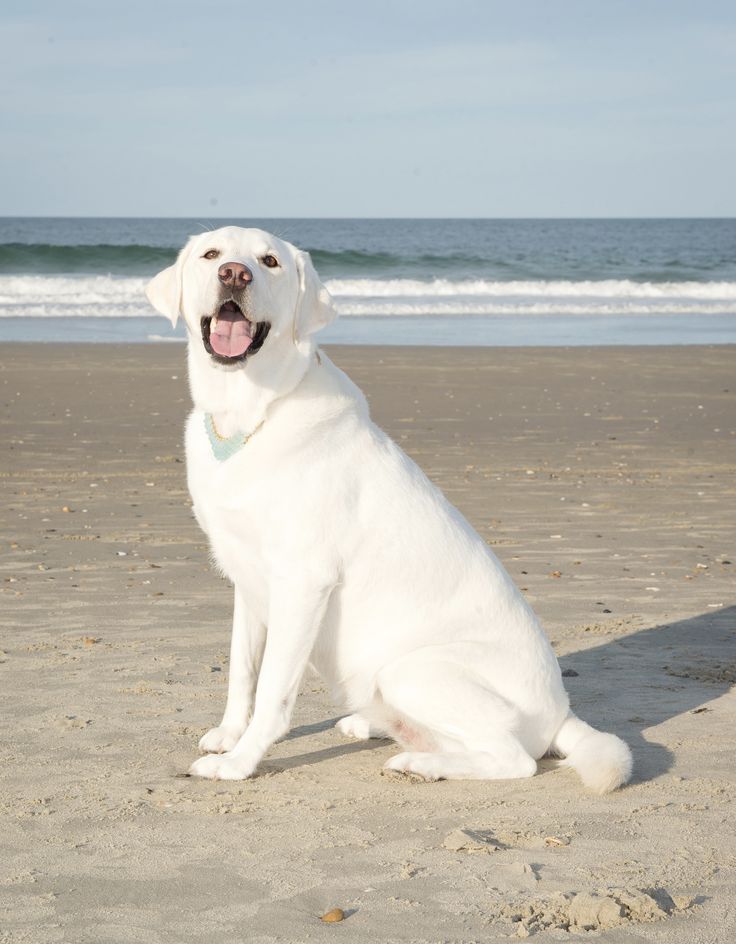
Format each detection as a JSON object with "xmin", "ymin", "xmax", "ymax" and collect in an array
[{"xmin": 200, "ymin": 301, "xmax": 271, "ymax": 364}]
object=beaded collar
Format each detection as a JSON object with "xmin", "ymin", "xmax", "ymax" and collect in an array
[
  {"xmin": 203, "ymin": 349, "xmax": 322, "ymax": 461},
  {"xmin": 204, "ymin": 413, "xmax": 262, "ymax": 462}
]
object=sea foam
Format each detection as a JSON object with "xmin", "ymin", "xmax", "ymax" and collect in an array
[
  {"xmin": 326, "ymin": 278, "xmax": 736, "ymax": 300},
  {"xmin": 1, "ymin": 274, "xmax": 735, "ymax": 320}
]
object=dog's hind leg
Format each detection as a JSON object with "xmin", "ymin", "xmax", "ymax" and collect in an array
[
  {"xmin": 384, "ymin": 747, "xmax": 535, "ymax": 781},
  {"xmin": 375, "ymin": 654, "xmax": 537, "ymax": 782}
]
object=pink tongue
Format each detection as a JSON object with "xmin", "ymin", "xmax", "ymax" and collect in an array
[{"xmin": 210, "ymin": 315, "xmax": 253, "ymax": 358}]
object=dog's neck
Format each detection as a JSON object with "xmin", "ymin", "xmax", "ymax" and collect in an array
[{"xmin": 187, "ymin": 331, "xmax": 315, "ymax": 438}]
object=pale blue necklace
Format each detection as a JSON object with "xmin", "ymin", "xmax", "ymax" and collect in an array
[{"xmin": 204, "ymin": 413, "xmax": 262, "ymax": 462}]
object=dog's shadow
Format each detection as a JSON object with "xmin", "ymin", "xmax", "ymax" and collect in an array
[
  {"xmin": 270, "ymin": 605, "xmax": 735, "ymax": 784},
  {"xmin": 556, "ymin": 603, "xmax": 735, "ymax": 784},
  {"xmin": 264, "ymin": 716, "xmax": 391, "ymax": 772},
  {"xmin": 264, "ymin": 732, "xmax": 390, "ymax": 774}
]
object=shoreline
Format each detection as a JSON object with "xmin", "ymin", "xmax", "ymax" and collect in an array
[
  {"xmin": 3, "ymin": 315, "xmax": 736, "ymax": 347},
  {"xmin": 3, "ymin": 339, "xmax": 736, "ymax": 352},
  {"xmin": 1, "ymin": 344, "xmax": 734, "ymax": 941}
]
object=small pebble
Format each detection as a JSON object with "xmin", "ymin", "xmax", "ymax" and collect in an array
[
  {"xmin": 544, "ymin": 835, "xmax": 570, "ymax": 846},
  {"xmin": 320, "ymin": 908, "xmax": 345, "ymax": 923}
]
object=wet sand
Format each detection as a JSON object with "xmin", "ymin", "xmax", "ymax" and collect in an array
[{"xmin": 1, "ymin": 343, "xmax": 734, "ymax": 942}]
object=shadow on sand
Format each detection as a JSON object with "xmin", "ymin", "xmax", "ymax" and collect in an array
[{"xmin": 557, "ymin": 603, "xmax": 735, "ymax": 785}]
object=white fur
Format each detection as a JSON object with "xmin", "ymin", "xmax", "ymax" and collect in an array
[
  {"xmin": 551, "ymin": 712, "xmax": 633, "ymax": 794},
  {"xmin": 145, "ymin": 226, "xmax": 632, "ymax": 791}
]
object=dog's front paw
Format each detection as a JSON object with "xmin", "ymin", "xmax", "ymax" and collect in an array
[
  {"xmin": 188, "ymin": 752, "xmax": 256, "ymax": 781},
  {"xmin": 336, "ymin": 713, "xmax": 374, "ymax": 740},
  {"xmin": 198, "ymin": 724, "xmax": 245, "ymax": 754}
]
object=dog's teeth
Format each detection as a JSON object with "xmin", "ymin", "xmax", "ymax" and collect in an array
[{"xmin": 211, "ymin": 317, "xmax": 218, "ymax": 331}]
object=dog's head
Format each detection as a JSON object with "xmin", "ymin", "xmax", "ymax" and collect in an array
[{"xmin": 146, "ymin": 227, "xmax": 336, "ymax": 367}]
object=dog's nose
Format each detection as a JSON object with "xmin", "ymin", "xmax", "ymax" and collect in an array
[{"xmin": 218, "ymin": 262, "xmax": 253, "ymax": 288}]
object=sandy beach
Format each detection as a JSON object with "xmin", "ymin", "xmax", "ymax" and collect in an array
[{"xmin": 1, "ymin": 343, "xmax": 734, "ymax": 943}]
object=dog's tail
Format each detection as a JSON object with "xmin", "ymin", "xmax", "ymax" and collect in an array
[{"xmin": 550, "ymin": 711, "xmax": 632, "ymax": 794}]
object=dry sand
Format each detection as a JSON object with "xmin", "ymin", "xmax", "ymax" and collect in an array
[{"xmin": 1, "ymin": 343, "xmax": 734, "ymax": 943}]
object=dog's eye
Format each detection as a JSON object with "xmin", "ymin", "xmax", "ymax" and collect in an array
[
  {"xmin": 202, "ymin": 249, "xmax": 220, "ymax": 260},
  {"xmin": 262, "ymin": 254, "xmax": 279, "ymax": 269}
]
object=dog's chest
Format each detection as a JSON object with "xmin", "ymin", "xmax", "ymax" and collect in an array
[{"xmin": 186, "ymin": 428, "xmax": 273, "ymax": 607}]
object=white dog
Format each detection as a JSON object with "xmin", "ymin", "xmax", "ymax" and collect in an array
[{"xmin": 146, "ymin": 227, "xmax": 632, "ymax": 791}]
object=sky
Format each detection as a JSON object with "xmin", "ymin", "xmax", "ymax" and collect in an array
[{"xmin": 2, "ymin": 0, "xmax": 735, "ymax": 217}]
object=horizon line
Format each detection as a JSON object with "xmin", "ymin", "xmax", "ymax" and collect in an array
[{"xmin": 1, "ymin": 214, "xmax": 735, "ymax": 222}]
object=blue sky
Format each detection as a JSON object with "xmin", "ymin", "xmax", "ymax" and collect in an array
[{"xmin": 2, "ymin": 0, "xmax": 735, "ymax": 217}]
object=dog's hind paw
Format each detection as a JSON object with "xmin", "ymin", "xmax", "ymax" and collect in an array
[
  {"xmin": 384, "ymin": 752, "xmax": 441, "ymax": 782},
  {"xmin": 198, "ymin": 724, "xmax": 244, "ymax": 754}
]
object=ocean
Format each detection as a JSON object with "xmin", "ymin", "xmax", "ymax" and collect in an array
[{"xmin": 1, "ymin": 217, "xmax": 736, "ymax": 346}]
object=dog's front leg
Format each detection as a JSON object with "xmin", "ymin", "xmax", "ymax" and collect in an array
[
  {"xmin": 198, "ymin": 587, "xmax": 265, "ymax": 754},
  {"xmin": 189, "ymin": 575, "xmax": 333, "ymax": 780}
]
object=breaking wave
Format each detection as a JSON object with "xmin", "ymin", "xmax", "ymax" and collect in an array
[{"xmin": 1, "ymin": 274, "xmax": 735, "ymax": 320}]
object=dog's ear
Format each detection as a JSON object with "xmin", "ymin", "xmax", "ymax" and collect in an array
[
  {"xmin": 293, "ymin": 250, "xmax": 337, "ymax": 342},
  {"xmin": 145, "ymin": 238, "xmax": 195, "ymax": 327}
]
